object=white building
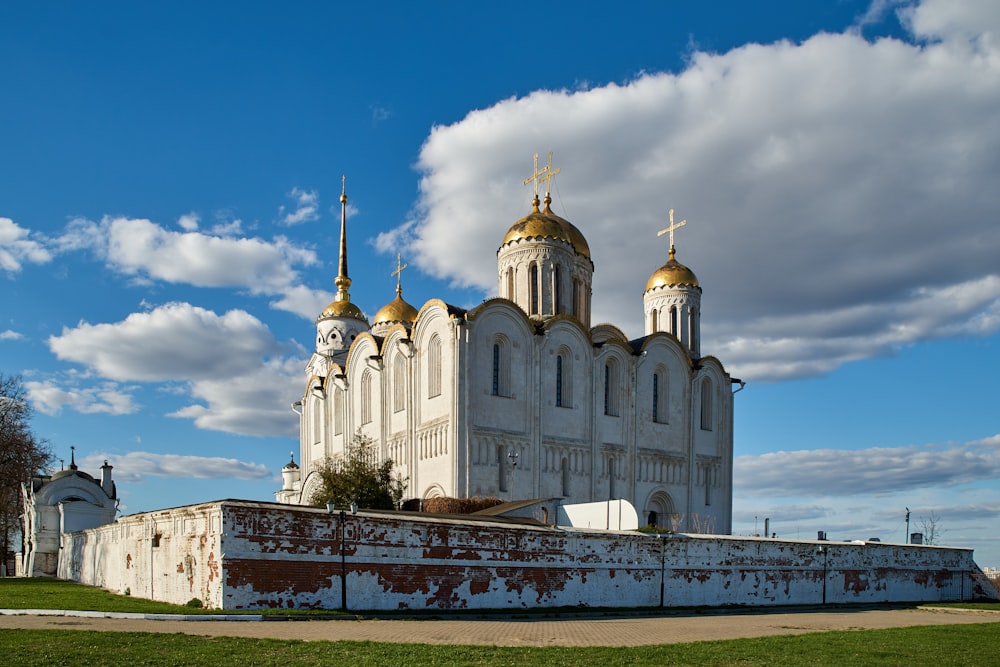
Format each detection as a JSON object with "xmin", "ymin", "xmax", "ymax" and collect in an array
[
  {"xmin": 18, "ymin": 450, "xmax": 118, "ymax": 577},
  {"xmin": 277, "ymin": 159, "xmax": 738, "ymax": 533}
]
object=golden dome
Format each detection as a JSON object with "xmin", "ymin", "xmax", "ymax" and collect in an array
[
  {"xmin": 318, "ymin": 296, "xmax": 367, "ymax": 322},
  {"xmin": 645, "ymin": 247, "xmax": 700, "ymax": 291},
  {"xmin": 500, "ymin": 195, "xmax": 591, "ymax": 260},
  {"xmin": 373, "ymin": 292, "xmax": 418, "ymax": 326}
]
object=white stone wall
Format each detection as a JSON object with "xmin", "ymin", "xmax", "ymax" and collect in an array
[{"xmin": 60, "ymin": 502, "xmax": 990, "ymax": 611}]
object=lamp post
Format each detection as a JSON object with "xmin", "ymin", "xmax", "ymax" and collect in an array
[
  {"xmin": 816, "ymin": 544, "xmax": 828, "ymax": 605},
  {"xmin": 339, "ymin": 509, "xmax": 347, "ymax": 610}
]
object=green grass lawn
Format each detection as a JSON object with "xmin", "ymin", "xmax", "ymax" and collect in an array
[
  {"xmin": 2, "ymin": 624, "xmax": 999, "ymax": 666},
  {"xmin": 2, "ymin": 578, "xmax": 999, "ymax": 665}
]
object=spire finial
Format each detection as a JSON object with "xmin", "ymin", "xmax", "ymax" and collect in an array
[
  {"xmin": 69, "ymin": 445, "xmax": 77, "ymax": 471},
  {"xmin": 391, "ymin": 252, "xmax": 408, "ymax": 297},
  {"xmin": 657, "ymin": 208, "xmax": 687, "ymax": 259},
  {"xmin": 334, "ymin": 175, "xmax": 352, "ymax": 301}
]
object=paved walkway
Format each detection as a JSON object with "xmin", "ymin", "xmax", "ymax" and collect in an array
[{"xmin": 1, "ymin": 606, "xmax": 998, "ymax": 646}]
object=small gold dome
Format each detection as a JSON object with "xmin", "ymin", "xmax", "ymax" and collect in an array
[
  {"xmin": 645, "ymin": 248, "xmax": 699, "ymax": 291},
  {"xmin": 500, "ymin": 196, "xmax": 591, "ymax": 260},
  {"xmin": 318, "ymin": 297, "xmax": 367, "ymax": 322},
  {"xmin": 373, "ymin": 293, "xmax": 418, "ymax": 326}
]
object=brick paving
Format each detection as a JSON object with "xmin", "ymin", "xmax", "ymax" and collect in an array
[{"xmin": 1, "ymin": 606, "xmax": 998, "ymax": 646}]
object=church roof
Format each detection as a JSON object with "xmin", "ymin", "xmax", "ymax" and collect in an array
[{"xmin": 501, "ymin": 194, "xmax": 591, "ymax": 260}]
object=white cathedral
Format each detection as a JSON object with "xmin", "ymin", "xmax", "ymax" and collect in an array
[{"xmin": 276, "ymin": 156, "xmax": 737, "ymax": 533}]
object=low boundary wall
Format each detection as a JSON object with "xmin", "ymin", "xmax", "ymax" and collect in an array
[{"xmin": 57, "ymin": 500, "xmax": 992, "ymax": 610}]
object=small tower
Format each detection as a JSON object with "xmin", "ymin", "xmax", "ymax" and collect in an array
[
  {"xmin": 644, "ymin": 209, "xmax": 702, "ymax": 357},
  {"xmin": 497, "ymin": 152, "xmax": 594, "ymax": 327},
  {"xmin": 314, "ymin": 177, "xmax": 370, "ymax": 357}
]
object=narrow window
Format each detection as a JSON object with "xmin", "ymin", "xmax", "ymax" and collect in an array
[
  {"xmin": 428, "ymin": 334, "xmax": 442, "ymax": 398},
  {"xmin": 670, "ymin": 306, "xmax": 678, "ymax": 336},
  {"xmin": 333, "ymin": 388, "xmax": 343, "ymax": 435},
  {"xmin": 650, "ymin": 308, "xmax": 658, "ymax": 332},
  {"xmin": 652, "ymin": 373, "xmax": 659, "ymax": 422},
  {"xmin": 492, "ymin": 344, "xmax": 500, "ymax": 396},
  {"xmin": 529, "ymin": 264, "xmax": 539, "ymax": 314},
  {"xmin": 553, "ymin": 265, "xmax": 561, "ymax": 314},
  {"xmin": 561, "ymin": 457, "xmax": 570, "ymax": 496},
  {"xmin": 491, "ymin": 337, "xmax": 510, "ymax": 397},
  {"xmin": 393, "ymin": 355, "xmax": 405, "ymax": 412},
  {"xmin": 604, "ymin": 361, "xmax": 619, "ymax": 416},
  {"xmin": 498, "ymin": 445, "xmax": 508, "ymax": 492},
  {"xmin": 608, "ymin": 457, "xmax": 616, "ymax": 499},
  {"xmin": 361, "ymin": 371, "xmax": 373, "ymax": 425},
  {"xmin": 700, "ymin": 378, "xmax": 713, "ymax": 431},
  {"xmin": 572, "ymin": 279, "xmax": 579, "ymax": 316},
  {"xmin": 556, "ymin": 354, "xmax": 563, "ymax": 407},
  {"xmin": 506, "ymin": 267, "xmax": 514, "ymax": 300}
]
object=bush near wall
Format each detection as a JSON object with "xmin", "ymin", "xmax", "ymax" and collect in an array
[{"xmin": 422, "ymin": 497, "xmax": 504, "ymax": 514}]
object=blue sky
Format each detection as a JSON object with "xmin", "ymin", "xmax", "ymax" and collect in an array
[{"xmin": 2, "ymin": 1, "xmax": 998, "ymax": 567}]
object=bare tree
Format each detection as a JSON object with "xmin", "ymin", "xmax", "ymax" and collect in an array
[
  {"xmin": 1, "ymin": 373, "xmax": 53, "ymax": 572},
  {"xmin": 918, "ymin": 511, "xmax": 946, "ymax": 545}
]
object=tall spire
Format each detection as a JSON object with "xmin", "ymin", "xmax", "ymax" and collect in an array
[{"xmin": 334, "ymin": 175, "xmax": 352, "ymax": 301}]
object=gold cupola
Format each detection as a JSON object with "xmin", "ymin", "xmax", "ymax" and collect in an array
[
  {"xmin": 645, "ymin": 246, "xmax": 700, "ymax": 291},
  {"xmin": 497, "ymin": 152, "xmax": 595, "ymax": 328},
  {"xmin": 371, "ymin": 253, "xmax": 419, "ymax": 336},
  {"xmin": 500, "ymin": 192, "xmax": 591, "ymax": 260}
]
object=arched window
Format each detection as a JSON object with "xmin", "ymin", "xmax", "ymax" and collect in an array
[
  {"xmin": 529, "ymin": 264, "xmax": 539, "ymax": 315},
  {"xmin": 700, "ymin": 377, "xmax": 713, "ymax": 431},
  {"xmin": 553, "ymin": 265, "xmax": 561, "ymax": 314},
  {"xmin": 361, "ymin": 371, "xmax": 373, "ymax": 425},
  {"xmin": 506, "ymin": 267, "xmax": 514, "ymax": 300},
  {"xmin": 653, "ymin": 369, "xmax": 668, "ymax": 423},
  {"xmin": 604, "ymin": 360, "xmax": 619, "ymax": 417},
  {"xmin": 427, "ymin": 333, "xmax": 442, "ymax": 398},
  {"xmin": 393, "ymin": 355, "xmax": 405, "ymax": 412},
  {"xmin": 670, "ymin": 306, "xmax": 678, "ymax": 336},
  {"xmin": 561, "ymin": 457, "xmax": 570, "ymax": 496},
  {"xmin": 689, "ymin": 308, "xmax": 699, "ymax": 352},
  {"xmin": 608, "ymin": 456, "xmax": 616, "ymax": 498},
  {"xmin": 572, "ymin": 278, "xmax": 580, "ymax": 317},
  {"xmin": 556, "ymin": 354, "xmax": 564, "ymax": 407},
  {"xmin": 491, "ymin": 337, "xmax": 510, "ymax": 397},
  {"xmin": 650, "ymin": 308, "xmax": 658, "ymax": 332},
  {"xmin": 333, "ymin": 387, "xmax": 343, "ymax": 435},
  {"xmin": 498, "ymin": 445, "xmax": 508, "ymax": 492}
]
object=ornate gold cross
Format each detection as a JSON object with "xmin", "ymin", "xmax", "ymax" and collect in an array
[
  {"xmin": 391, "ymin": 252, "xmax": 408, "ymax": 291},
  {"xmin": 657, "ymin": 208, "xmax": 687, "ymax": 250},
  {"xmin": 523, "ymin": 151, "xmax": 560, "ymax": 197}
]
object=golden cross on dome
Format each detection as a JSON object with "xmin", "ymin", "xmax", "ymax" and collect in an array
[
  {"xmin": 657, "ymin": 208, "xmax": 687, "ymax": 251},
  {"xmin": 522, "ymin": 151, "xmax": 561, "ymax": 198},
  {"xmin": 391, "ymin": 252, "xmax": 408, "ymax": 292}
]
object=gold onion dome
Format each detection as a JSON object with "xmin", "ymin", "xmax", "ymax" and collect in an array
[
  {"xmin": 501, "ymin": 194, "xmax": 591, "ymax": 260},
  {"xmin": 645, "ymin": 246, "xmax": 700, "ymax": 291},
  {"xmin": 373, "ymin": 290, "xmax": 418, "ymax": 326},
  {"xmin": 318, "ymin": 296, "xmax": 367, "ymax": 322}
]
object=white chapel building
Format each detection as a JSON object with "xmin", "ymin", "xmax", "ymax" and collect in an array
[{"xmin": 277, "ymin": 158, "xmax": 737, "ymax": 533}]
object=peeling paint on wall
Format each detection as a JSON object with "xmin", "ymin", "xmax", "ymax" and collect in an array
[{"xmin": 58, "ymin": 500, "xmax": 989, "ymax": 611}]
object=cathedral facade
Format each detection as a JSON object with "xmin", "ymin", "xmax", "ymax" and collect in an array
[{"xmin": 277, "ymin": 161, "xmax": 736, "ymax": 533}]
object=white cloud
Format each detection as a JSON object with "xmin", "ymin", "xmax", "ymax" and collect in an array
[
  {"xmin": 79, "ymin": 451, "xmax": 272, "ymax": 483},
  {"xmin": 279, "ymin": 187, "xmax": 320, "ymax": 225},
  {"xmin": 0, "ymin": 330, "xmax": 24, "ymax": 341},
  {"xmin": 734, "ymin": 436, "xmax": 1000, "ymax": 498},
  {"xmin": 0, "ymin": 217, "xmax": 52, "ymax": 273},
  {"xmin": 52, "ymin": 215, "xmax": 327, "ymax": 319},
  {"xmin": 177, "ymin": 212, "xmax": 200, "ymax": 231},
  {"xmin": 46, "ymin": 302, "xmax": 301, "ymax": 436},
  {"xmin": 387, "ymin": 0, "xmax": 1000, "ymax": 382},
  {"xmin": 26, "ymin": 379, "xmax": 139, "ymax": 416}
]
